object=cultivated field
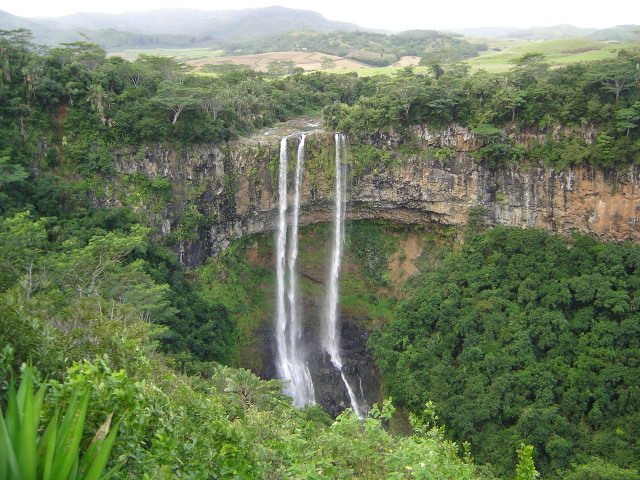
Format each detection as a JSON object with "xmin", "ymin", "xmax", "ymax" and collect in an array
[
  {"xmin": 464, "ymin": 38, "xmax": 624, "ymax": 72},
  {"xmin": 109, "ymin": 37, "xmax": 629, "ymax": 77},
  {"xmin": 187, "ymin": 51, "xmax": 368, "ymax": 72},
  {"xmin": 108, "ymin": 47, "xmax": 225, "ymax": 61}
]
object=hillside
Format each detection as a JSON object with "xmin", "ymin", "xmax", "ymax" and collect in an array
[
  {"xmin": 0, "ymin": 6, "xmax": 364, "ymax": 48},
  {"xmin": 501, "ymin": 24, "xmax": 599, "ymax": 41},
  {"xmin": 506, "ymin": 23, "xmax": 640, "ymax": 42},
  {"xmin": 465, "ymin": 37, "xmax": 624, "ymax": 72},
  {"xmin": 223, "ymin": 29, "xmax": 485, "ymax": 66},
  {"xmin": 452, "ymin": 23, "xmax": 639, "ymax": 42}
]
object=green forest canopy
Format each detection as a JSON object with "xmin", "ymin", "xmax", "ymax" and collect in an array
[
  {"xmin": 0, "ymin": 27, "xmax": 639, "ymax": 479},
  {"xmin": 369, "ymin": 227, "xmax": 640, "ymax": 479}
]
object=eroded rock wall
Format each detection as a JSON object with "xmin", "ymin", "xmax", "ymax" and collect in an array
[
  {"xmin": 105, "ymin": 124, "xmax": 637, "ymax": 414},
  {"xmin": 109, "ymin": 125, "xmax": 638, "ymax": 268}
]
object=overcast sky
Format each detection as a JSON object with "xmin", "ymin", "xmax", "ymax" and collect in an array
[{"xmin": 3, "ymin": 0, "xmax": 639, "ymax": 31}]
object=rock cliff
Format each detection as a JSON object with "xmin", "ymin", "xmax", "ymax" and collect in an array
[
  {"xmin": 109, "ymin": 121, "xmax": 639, "ymax": 268},
  {"xmin": 105, "ymin": 120, "xmax": 638, "ymax": 413}
]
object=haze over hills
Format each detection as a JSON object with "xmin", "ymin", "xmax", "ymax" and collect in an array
[
  {"xmin": 2, "ymin": 5, "xmax": 638, "ymax": 49},
  {"xmin": 0, "ymin": 6, "xmax": 367, "ymax": 47},
  {"xmin": 0, "ymin": 5, "xmax": 637, "ymax": 70},
  {"xmin": 32, "ymin": 6, "xmax": 363, "ymax": 38},
  {"xmin": 451, "ymin": 23, "xmax": 639, "ymax": 42}
]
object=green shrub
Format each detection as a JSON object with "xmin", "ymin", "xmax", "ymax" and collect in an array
[{"xmin": 0, "ymin": 366, "xmax": 120, "ymax": 480}]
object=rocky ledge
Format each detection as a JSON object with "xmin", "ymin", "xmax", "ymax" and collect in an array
[{"xmin": 107, "ymin": 121, "xmax": 638, "ymax": 268}]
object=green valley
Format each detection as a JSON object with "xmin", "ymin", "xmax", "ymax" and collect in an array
[{"xmin": 1, "ymin": 6, "xmax": 639, "ymax": 479}]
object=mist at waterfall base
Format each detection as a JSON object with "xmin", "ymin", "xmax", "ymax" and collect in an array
[
  {"xmin": 273, "ymin": 133, "xmax": 367, "ymax": 417},
  {"xmin": 275, "ymin": 135, "xmax": 315, "ymax": 407}
]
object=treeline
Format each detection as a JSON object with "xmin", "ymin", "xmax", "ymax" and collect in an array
[
  {"xmin": 3, "ymin": 27, "xmax": 639, "ymax": 177},
  {"xmin": 369, "ymin": 227, "xmax": 640, "ymax": 479},
  {"xmin": 324, "ymin": 51, "xmax": 640, "ymax": 168},
  {"xmin": 0, "ymin": 29, "xmax": 367, "ymax": 158},
  {"xmin": 225, "ymin": 29, "xmax": 486, "ymax": 66}
]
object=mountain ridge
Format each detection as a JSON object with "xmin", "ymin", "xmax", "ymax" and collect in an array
[{"xmin": 16, "ymin": 6, "xmax": 364, "ymax": 40}]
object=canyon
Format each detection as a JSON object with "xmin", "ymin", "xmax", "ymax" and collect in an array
[
  {"xmin": 104, "ymin": 120, "xmax": 639, "ymax": 412},
  {"xmin": 108, "ymin": 121, "xmax": 639, "ymax": 267}
]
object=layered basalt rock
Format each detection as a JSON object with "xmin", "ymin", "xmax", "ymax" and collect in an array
[{"xmin": 108, "ymin": 123, "xmax": 638, "ymax": 268}]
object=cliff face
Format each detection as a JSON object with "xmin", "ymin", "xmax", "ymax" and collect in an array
[
  {"xmin": 350, "ymin": 153, "xmax": 639, "ymax": 242},
  {"xmin": 109, "ymin": 123, "xmax": 639, "ymax": 268},
  {"xmin": 106, "ymin": 121, "xmax": 638, "ymax": 414}
]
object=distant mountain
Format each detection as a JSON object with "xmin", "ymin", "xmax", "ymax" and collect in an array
[
  {"xmin": 31, "ymin": 6, "xmax": 362, "ymax": 41},
  {"xmin": 0, "ymin": 10, "xmax": 194, "ymax": 47},
  {"xmin": 501, "ymin": 24, "xmax": 598, "ymax": 41},
  {"xmin": 448, "ymin": 27, "xmax": 519, "ymax": 38},
  {"xmin": 587, "ymin": 24, "xmax": 640, "ymax": 42},
  {"xmin": 2, "ymin": 7, "xmax": 637, "ymax": 53},
  {"xmin": 451, "ymin": 24, "xmax": 639, "ymax": 42},
  {"xmin": 0, "ymin": 9, "xmax": 34, "ymax": 29},
  {"xmin": 0, "ymin": 9, "xmax": 84, "ymax": 45},
  {"xmin": 496, "ymin": 24, "xmax": 639, "ymax": 42}
]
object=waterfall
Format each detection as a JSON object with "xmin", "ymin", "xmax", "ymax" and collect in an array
[
  {"xmin": 275, "ymin": 137, "xmax": 290, "ymax": 395},
  {"xmin": 286, "ymin": 134, "xmax": 315, "ymax": 406},
  {"xmin": 275, "ymin": 135, "xmax": 315, "ymax": 408},
  {"xmin": 274, "ymin": 132, "xmax": 366, "ymax": 415},
  {"xmin": 322, "ymin": 133, "xmax": 366, "ymax": 418}
]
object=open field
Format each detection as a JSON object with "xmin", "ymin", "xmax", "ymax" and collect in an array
[
  {"xmin": 324, "ymin": 65, "xmax": 430, "ymax": 77},
  {"xmin": 108, "ymin": 47, "xmax": 225, "ymax": 61},
  {"xmin": 109, "ymin": 37, "xmax": 629, "ymax": 76},
  {"xmin": 462, "ymin": 36, "xmax": 527, "ymax": 52},
  {"xmin": 465, "ymin": 38, "xmax": 625, "ymax": 72},
  {"xmin": 187, "ymin": 51, "xmax": 369, "ymax": 72}
]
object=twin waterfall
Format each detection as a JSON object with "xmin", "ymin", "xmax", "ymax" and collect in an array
[
  {"xmin": 274, "ymin": 133, "xmax": 366, "ymax": 416},
  {"xmin": 275, "ymin": 135, "xmax": 315, "ymax": 407}
]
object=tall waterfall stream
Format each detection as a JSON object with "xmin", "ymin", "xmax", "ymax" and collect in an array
[{"xmin": 274, "ymin": 133, "xmax": 367, "ymax": 416}]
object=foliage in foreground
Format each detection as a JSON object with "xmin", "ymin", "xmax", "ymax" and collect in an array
[
  {"xmin": 0, "ymin": 366, "xmax": 119, "ymax": 480},
  {"xmin": 1, "ymin": 358, "xmax": 485, "ymax": 479},
  {"xmin": 0, "ymin": 209, "xmax": 482, "ymax": 478}
]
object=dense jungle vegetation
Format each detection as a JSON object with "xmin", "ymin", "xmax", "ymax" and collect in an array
[
  {"xmin": 0, "ymin": 29, "xmax": 486, "ymax": 479},
  {"xmin": 0, "ymin": 26, "xmax": 639, "ymax": 479},
  {"xmin": 369, "ymin": 227, "xmax": 640, "ymax": 479}
]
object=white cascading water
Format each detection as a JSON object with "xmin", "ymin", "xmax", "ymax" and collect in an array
[
  {"xmin": 275, "ymin": 136, "xmax": 291, "ymax": 396},
  {"xmin": 322, "ymin": 133, "xmax": 366, "ymax": 418},
  {"xmin": 275, "ymin": 135, "xmax": 315, "ymax": 407},
  {"xmin": 286, "ymin": 133, "xmax": 315, "ymax": 406}
]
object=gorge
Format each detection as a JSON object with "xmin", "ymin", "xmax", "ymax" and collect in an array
[
  {"xmin": 3, "ymin": 22, "xmax": 640, "ymax": 479},
  {"xmin": 109, "ymin": 121, "xmax": 639, "ymax": 268},
  {"xmin": 104, "ymin": 119, "xmax": 639, "ymax": 415}
]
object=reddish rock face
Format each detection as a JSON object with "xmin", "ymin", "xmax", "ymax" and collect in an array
[
  {"xmin": 108, "ymin": 126, "xmax": 638, "ymax": 267},
  {"xmin": 346, "ymin": 157, "xmax": 639, "ymax": 244}
]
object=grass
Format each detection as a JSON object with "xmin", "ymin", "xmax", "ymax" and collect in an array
[
  {"xmin": 109, "ymin": 48, "xmax": 225, "ymax": 61},
  {"xmin": 324, "ymin": 65, "xmax": 430, "ymax": 77},
  {"xmin": 465, "ymin": 38, "xmax": 625, "ymax": 73},
  {"xmin": 463, "ymin": 37, "xmax": 527, "ymax": 51}
]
